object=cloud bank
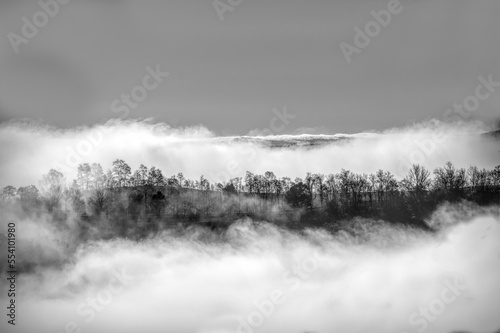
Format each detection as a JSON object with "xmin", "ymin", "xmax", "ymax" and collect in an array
[
  {"xmin": 0, "ymin": 118, "xmax": 498, "ymax": 188},
  {"xmin": 0, "ymin": 204, "xmax": 499, "ymax": 333}
]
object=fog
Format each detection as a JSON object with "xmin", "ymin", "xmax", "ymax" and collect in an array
[
  {"xmin": 0, "ymin": 203, "xmax": 499, "ymax": 333},
  {"xmin": 0, "ymin": 118, "xmax": 498, "ymax": 187},
  {"xmin": 1, "ymin": 118, "xmax": 499, "ymax": 333}
]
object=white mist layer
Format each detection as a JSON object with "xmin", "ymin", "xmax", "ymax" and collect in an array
[
  {"xmin": 0, "ymin": 119, "xmax": 498, "ymax": 187},
  {"xmin": 1, "ymin": 205, "xmax": 499, "ymax": 333}
]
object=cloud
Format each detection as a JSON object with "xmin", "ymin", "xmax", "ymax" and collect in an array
[
  {"xmin": 0, "ymin": 118, "xmax": 498, "ymax": 188},
  {"xmin": 1, "ymin": 204, "xmax": 499, "ymax": 333}
]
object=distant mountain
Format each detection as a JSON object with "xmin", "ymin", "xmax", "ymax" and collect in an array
[
  {"xmin": 483, "ymin": 129, "xmax": 500, "ymax": 139},
  {"xmin": 210, "ymin": 130, "xmax": 499, "ymax": 149},
  {"xmin": 215, "ymin": 134, "xmax": 377, "ymax": 148}
]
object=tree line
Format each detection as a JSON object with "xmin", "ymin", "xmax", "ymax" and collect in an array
[{"xmin": 2, "ymin": 160, "xmax": 500, "ymax": 235}]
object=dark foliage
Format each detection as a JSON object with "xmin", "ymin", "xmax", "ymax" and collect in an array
[{"xmin": 2, "ymin": 160, "xmax": 499, "ymax": 239}]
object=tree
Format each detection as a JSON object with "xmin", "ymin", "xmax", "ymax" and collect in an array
[
  {"xmin": 88, "ymin": 188, "xmax": 107, "ymax": 216},
  {"xmin": 349, "ymin": 173, "xmax": 368, "ymax": 208},
  {"xmin": 245, "ymin": 171, "xmax": 255, "ymax": 193},
  {"xmin": 16, "ymin": 185, "xmax": 40, "ymax": 211},
  {"xmin": 198, "ymin": 175, "xmax": 210, "ymax": 191},
  {"xmin": 313, "ymin": 174, "xmax": 326, "ymax": 208},
  {"xmin": 2, "ymin": 186, "xmax": 17, "ymax": 201},
  {"xmin": 337, "ymin": 169, "xmax": 354, "ymax": 199},
  {"xmin": 491, "ymin": 165, "xmax": 500, "ymax": 186},
  {"xmin": 374, "ymin": 170, "xmax": 398, "ymax": 201},
  {"xmin": 304, "ymin": 173, "xmax": 316, "ymax": 210},
  {"xmin": 467, "ymin": 166, "xmax": 492, "ymax": 191},
  {"xmin": 90, "ymin": 163, "xmax": 106, "ymax": 189},
  {"xmin": 325, "ymin": 174, "xmax": 337, "ymax": 202},
  {"xmin": 150, "ymin": 191, "xmax": 167, "ymax": 217},
  {"xmin": 39, "ymin": 169, "xmax": 66, "ymax": 212},
  {"xmin": 264, "ymin": 171, "xmax": 277, "ymax": 198},
  {"xmin": 222, "ymin": 183, "xmax": 237, "ymax": 195},
  {"xmin": 148, "ymin": 166, "xmax": 165, "ymax": 186},
  {"xmin": 112, "ymin": 159, "xmax": 132, "ymax": 187},
  {"xmin": 400, "ymin": 164, "xmax": 431, "ymax": 193},
  {"xmin": 285, "ymin": 182, "xmax": 311, "ymax": 208},
  {"xmin": 132, "ymin": 164, "xmax": 149, "ymax": 187},
  {"xmin": 17, "ymin": 185, "xmax": 39, "ymax": 202},
  {"xmin": 166, "ymin": 175, "xmax": 180, "ymax": 187},
  {"xmin": 177, "ymin": 172, "xmax": 185, "ymax": 188},
  {"xmin": 280, "ymin": 177, "xmax": 292, "ymax": 193},
  {"xmin": 65, "ymin": 181, "xmax": 86, "ymax": 215},
  {"xmin": 105, "ymin": 169, "xmax": 114, "ymax": 188},
  {"xmin": 77, "ymin": 163, "xmax": 92, "ymax": 190},
  {"xmin": 433, "ymin": 162, "xmax": 466, "ymax": 196}
]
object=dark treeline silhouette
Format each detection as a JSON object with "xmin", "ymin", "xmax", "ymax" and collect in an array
[{"xmin": 2, "ymin": 160, "xmax": 500, "ymax": 239}]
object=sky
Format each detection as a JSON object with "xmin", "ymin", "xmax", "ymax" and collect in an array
[{"xmin": 0, "ymin": 0, "xmax": 499, "ymax": 135}]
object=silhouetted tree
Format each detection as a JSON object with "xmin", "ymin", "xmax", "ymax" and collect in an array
[
  {"xmin": 131, "ymin": 164, "xmax": 149, "ymax": 187},
  {"xmin": 2, "ymin": 186, "xmax": 17, "ymax": 201},
  {"xmin": 17, "ymin": 185, "xmax": 39, "ymax": 202},
  {"xmin": 285, "ymin": 182, "xmax": 310, "ymax": 209},
  {"xmin": 88, "ymin": 188, "xmax": 107, "ymax": 216},
  {"xmin": 77, "ymin": 163, "xmax": 92, "ymax": 190},
  {"xmin": 433, "ymin": 162, "xmax": 466, "ymax": 200},
  {"xmin": 150, "ymin": 191, "xmax": 167, "ymax": 217},
  {"xmin": 148, "ymin": 166, "xmax": 165, "ymax": 186},
  {"xmin": 400, "ymin": 164, "xmax": 431, "ymax": 193},
  {"xmin": 39, "ymin": 169, "xmax": 65, "ymax": 212},
  {"xmin": 222, "ymin": 183, "xmax": 237, "ymax": 195},
  {"xmin": 65, "ymin": 181, "xmax": 86, "ymax": 215},
  {"xmin": 112, "ymin": 159, "xmax": 132, "ymax": 187},
  {"xmin": 90, "ymin": 163, "xmax": 106, "ymax": 189}
]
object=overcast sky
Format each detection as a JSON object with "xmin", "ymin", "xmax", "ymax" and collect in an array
[{"xmin": 0, "ymin": 0, "xmax": 499, "ymax": 135}]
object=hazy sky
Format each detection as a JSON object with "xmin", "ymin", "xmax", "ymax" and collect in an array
[{"xmin": 1, "ymin": 0, "xmax": 499, "ymax": 135}]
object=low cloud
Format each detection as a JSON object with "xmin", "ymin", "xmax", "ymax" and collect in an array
[
  {"xmin": 0, "ymin": 203, "xmax": 499, "ymax": 333},
  {"xmin": 0, "ymin": 118, "xmax": 498, "ymax": 188}
]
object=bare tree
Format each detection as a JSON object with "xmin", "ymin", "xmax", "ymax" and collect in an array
[
  {"xmin": 90, "ymin": 163, "xmax": 106, "ymax": 189},
  {"xmin": 112, "ymin": 159, "xmax": 132, "ymax": 187},
  {"xmin": 433, "ymin": 162, "xmax": 466, "ymax": 194},
  {"xmin": 88, "ymin": 188, "xmax": 107, "ymax": 216},
  {"xmin": 400, "ymin": 164, "xmax": 431, "ymax": 193},
  {"xmin": 39, "ymin": 169, "xmax": 66, "ymax": 212},
  {"xmin": 77, "ymin": 163, "xmax": 91, "ymax": 190},
  {"xmin": 2, "ymin": 186, "xmax": 17, "ymax": 202}
]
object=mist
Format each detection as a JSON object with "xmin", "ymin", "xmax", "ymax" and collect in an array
[
  {"xmin": 3, "ymin": 0, "xmax": 500, "ymax": 331},
  {"xmin": 0, "ymin": 202, "xmax": 499, "ymax": 333},
  {"xmin": 0, "ymin": 118, "xmax": 498, "ymax": 188},
  {"xmin": 1, "ymin": 118, "xmax": 499, "ymax": 333}
]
